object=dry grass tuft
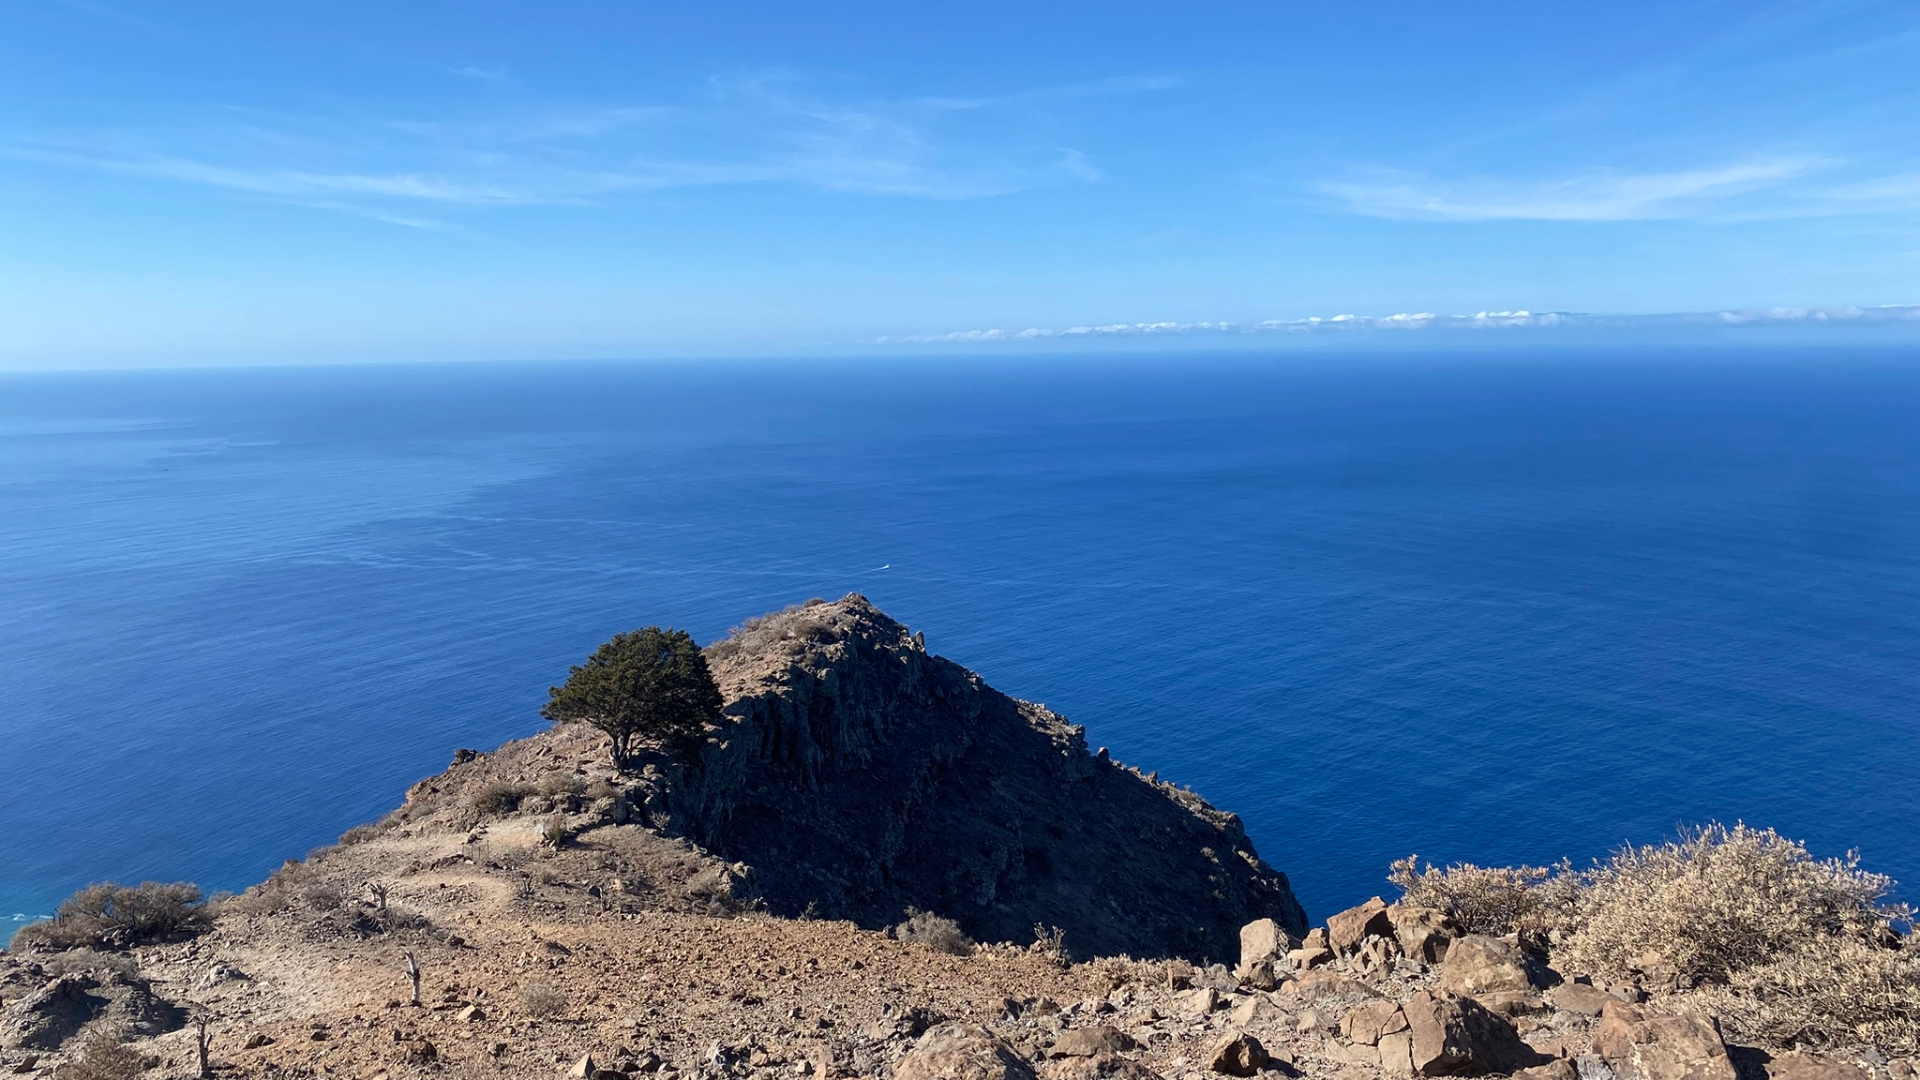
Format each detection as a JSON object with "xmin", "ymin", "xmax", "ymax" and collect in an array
[
  {"xmin": 893, "ymin": 909, "xmax": 975, "ymax": 956},
  {"xmin": 516, "ymin": 981, "xmax": 568, "ymax": 1018},
  {"xmin": 55, "ymin": 1026, "xmax": 148, "ymax": 1080}
]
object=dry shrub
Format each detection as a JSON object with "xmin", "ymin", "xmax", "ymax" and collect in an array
[
  {"xmin": 1031, "ymin": 924, "xmax": 1069, "ymax": 967},
  {"xmin": 1561, "ymin": 823, "xmax": 1902, "ymax": 984},
  {"xmin": 469, "ymin": 781, "xmax": 533, "ymax": 816},
  {"xmin": 1386, "ymin": 822, "xmax": 1917, "ymax": 1055},
  {"xmin": 704, "ymin": 598, "xmax": 836, "ymax": 663},
  {"xmin": 894, "ymin": 909, "xmax": 974, "ymax": 956},
  {"xmin": 1697, "ymin": 935, "xmax": 1920, "ymax": 1055},
  {"xmin": 11, "ymin": 881, "xmax": 208, "ymax": 951},
  {"xmin": 225, "ymin": 859, "xmax": 320, "ymax": 915},
  {"xmin": 1387, "ymin": 856, "xmax": 1579, "ymax": 936},
  {"xmin": 339, "ymin": 814, "xmax": 399, "ymax": 846},
  {"xmin": 56, "ymin": 1026, "xmax": 147, "ymax": 1080},
  {"xmin": 517, "ymin": 981, "xmax": 568, "ymax": 1018},
  {"xmin": 302, "ymin": 883, "xmax": 346, "ymax": 912},
  {"xmin": 684, "ymin": 865, "xmax": 731, "ymax": 900}
]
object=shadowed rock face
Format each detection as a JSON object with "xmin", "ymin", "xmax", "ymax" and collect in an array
[{"xmin": 664, "ymin": 595, "xmax": 1307, "ymax": 962}]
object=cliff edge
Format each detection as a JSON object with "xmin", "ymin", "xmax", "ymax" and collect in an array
[{"xmin": 658, "ymin": 594, "xmax": 1307, "ymax": 959}]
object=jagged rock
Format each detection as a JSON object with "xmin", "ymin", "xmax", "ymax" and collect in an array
[
  {"xmin": 1341, "ymin": 1000, "xmax": 1410, "ymax": 1046},
  {"xmin": 1546, "ymin": 982, "xmax": 1615, "ymax": 1018},
  {"xmin": 571, "ymin": 1053, "xmax": 600, "ymax": 1077},
  {"xmin": 1238, "ymin": 919, "xmax": 1294, "ymax": 986},
  {"xmin": 242, "ymin": 1033, "xmax": 272, "ymax": 1049},
  {"xmin": 1207, "ymin": 1032, "xmax": 1268, "ymax": 1076},
  {"xmin": 1593, "ymin": 1001, "xmax": 1735, "ymax": 1080},
  {"xmin": 1354, "ymin": 933, "xmax": 1401, "ymax": 975},
  {"xmin": 1398, "ymin": 990, "xmax": 1547, "ymax": 1076},
  {"xmin": 1386, "ymin": 904, "xmax": 1456, "ymax": 964},
  {"xmin": 1237, "ymin": 958, "xmax": 1279, "ymax": 991},
  {"xmin": 1048, "ymin": 1026, "xmax": 1135, "ymax": 1058},
  {"xmin": 1229, "ymin": 994, "xmax": 1280, "ymax": 1029},
  {"xmin": 1283, "ymin": 969, "xmax": 1374, "ymax": 1001},
  {"xmin": 1, "ymin": 975, "xmax": 104, "ymax": 1050},
  {"xmin": 894, "ymin": 1024, "xmax": 1038, "ymax": 1080},
  {"xmin": 672, "ymin": 596, "xmax": 1307, "ymax": 962},
  {"xmin": 1439, "ymin": 935, "xmax": 1550, "ymax": 997},
  {"xmin": 1328, "ymin": 898, "xmax": 1393, "ymax": 956},
  {"xmin": 1289, "ymin": 945, "xmax": 1333, "ymax": 970}
]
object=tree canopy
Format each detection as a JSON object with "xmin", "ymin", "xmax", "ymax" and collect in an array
[{"xmin": 540, "ymin": 627, "xmax": 722, "ymax": 768}]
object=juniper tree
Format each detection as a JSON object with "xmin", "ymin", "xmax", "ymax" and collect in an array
[{"xmin": 541, "ymin": 627, "xmax": 722, "ymax": 769}]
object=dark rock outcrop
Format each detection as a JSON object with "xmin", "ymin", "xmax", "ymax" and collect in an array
[{"xmin": 658, "ymin": 595, "xmax": 1307, "ymax": 962}]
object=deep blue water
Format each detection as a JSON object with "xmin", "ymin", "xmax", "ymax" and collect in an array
[{"xmin": 3, "ymin": 351, "xmax": 1917, "ymax": 932}]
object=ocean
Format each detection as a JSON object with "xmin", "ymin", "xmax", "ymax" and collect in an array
[{"xmin": 2, "ymin": 350, "xmax": 1916, "ymax": 931}]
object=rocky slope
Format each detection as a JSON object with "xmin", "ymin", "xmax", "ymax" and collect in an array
[
  {"xmin": 661, "ymin": 595, "xmax": 1306, "ymax": 960},
  {"xmin": 1, "ymin": 597, "xmax": 1904, "ymax": 1080}
]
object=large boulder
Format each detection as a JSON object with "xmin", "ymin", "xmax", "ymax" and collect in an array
[
  {"xmin": 896, "ymin": 1024, "xmax": 1039, "ymax": 1080},
  {"xmin": 1328, "ymin": 897, "xmax": 1393, "ymax": 955},
  {"xmin": 1439, "ymin": 935, "xmax": 1552, "ymax": 997},
  {"xmin": 1387, "ymin": 903, "xmax": 1457, "ymax": 963},
  {"xmin": 1592, "ymin": 1001, "xmax": 1736, "ymax": 1080},
  {"xmin": 1207, "ymin": 1032, "xmax": 1269, "ymax": 1077},
  {"xmin": 1237, "ymin": 918, "xmax": 1295, "ymax": 988},
  {"xmin": 1049, "ymin": 1027, "xmax": 1136, "ymax": 1059},
  {"xmin": 1341, "ymin": 1000, "xmax": 1410, "ymax": 1046},
  {"xmin": 1397, "ymin": 990, "xmax": 1548, "ymax": 1077}
]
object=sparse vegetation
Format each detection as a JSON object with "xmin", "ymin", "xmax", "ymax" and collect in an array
[
  {"xmin": 516, "ymin": 981, "xmax": 568, "ymax": 1018},
  {"xmin": 703, "ymin": 598, "xmax": 835, "ymax": 663},
  {"xmin": 1387, "ymin": 855, "xmax": 1580, "ymax": 937},
  {"xmin": 11, "ymin": 881, "xmax": 208, "ymax": 951},
  {"xmin": 469, "ymin": 780, "xmax": 534, "ymax": 816},
  {"xmin": 1560, "ymin": 823, "xmax": 1903, "ymax": 984},
  {"xmin": 1389, "ymin": 822, "xmax": 1917, "ymax": 1053},
  {"xmin": 541, "ymin": 626, "xmax": 723, "ymax": 768},
  {"xmin": 893, "ymin": 908, "xmax": 974, "ymax": 956},
  {"xmin": 55, "ymin": 1026, "xmax": 148, "ymax": 1080}
]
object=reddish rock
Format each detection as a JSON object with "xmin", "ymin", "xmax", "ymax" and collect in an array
[
  {"xmin": 1207, "ymin": 1032, "xmax": 1268, "ymax": 1077},
  {"xmin": 1328, "ymin": 898, "xmax": 1394, "ymax": 956},
  {"xmin": 1593, "ymin": 1001, "xmax": 1736, "ymax": 1080},
  {"xmin": 1386, "ymin": 903, "xmax": 1456, "ymax": 963},
  {"xmin": 1402, "ymin": 990, "xmax": 1546, "ymax": 1076},
  {"xmin": 895, "ymin": 1024, "xmax": 1038, "ymax": 1080},
  {"xmin": 1439, "ymin": 935, "xmax": 1544, "ymax": 997}
]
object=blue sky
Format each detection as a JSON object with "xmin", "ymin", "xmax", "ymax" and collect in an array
[{"xmin": 3, "ymin": 0, "xmax": 1917, "ymax": 366}]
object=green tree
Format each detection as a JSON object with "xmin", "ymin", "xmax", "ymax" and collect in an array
[{"xmin": 541, "ymin": 627, "xmax": 723, "ymax": 768}]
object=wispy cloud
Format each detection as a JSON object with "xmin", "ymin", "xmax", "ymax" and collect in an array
[
  {"xmin": 3, "ymin": 70, "xmax": 1177, "ymax": 224},
  {"xmin": 881, "ymin": 305, "xmax": 1920, "ymax": 344},
  {"xmin": 1319, "ymin": 160, "xmax": 1826, "ymax": 221},
  {"xmin": 445, "ymin": 65, "xmax": 508, "ymax": 81}
]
